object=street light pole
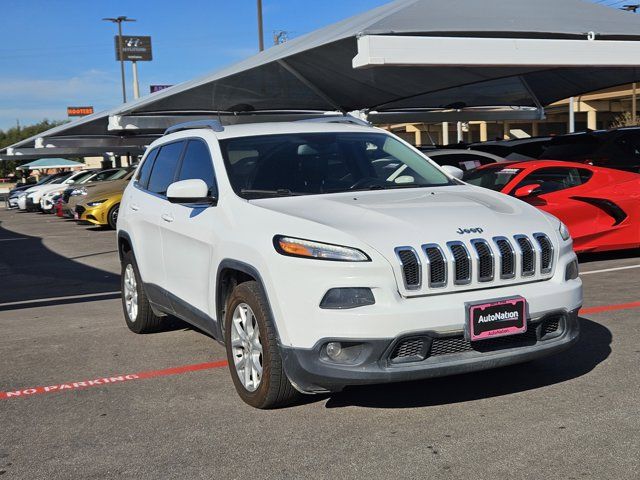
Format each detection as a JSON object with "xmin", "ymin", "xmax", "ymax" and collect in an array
[
  {"xmin": 117, "ymin": 20, "xmax": 126, "ymax": 102},
  {"xmin": 103, "ymin": 16, "xmax": 136, "ymax": 103},
  {"xmin": 257, "ymin": 0, "xmax": 264, "ymax": 51}
]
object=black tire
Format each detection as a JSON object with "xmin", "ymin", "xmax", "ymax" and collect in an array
[
  {"xmin": 224, "ymin": 281, "xmax": 300, "ymax": 409},
  {"xmin": 107, "ymin": 203, "xmax": 120, "ymax": 229},
  {"xmin": 120, "ymin": 250, "xmax": 163, "ymax": 334}
]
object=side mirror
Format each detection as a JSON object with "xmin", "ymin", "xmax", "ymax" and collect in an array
[
  {"xmin": 514, "ymin": 183, "xmax": 541, "ymax": 198},
  {"xmin": 441, "ymin": 165, "xmax": 464, "ymax": 180},
  {"xmin": 167, "ymin": 179, "xmax": 216, "ymax": 205}
]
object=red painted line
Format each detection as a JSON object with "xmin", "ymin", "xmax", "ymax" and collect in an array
[
  {"xmin": 580, "ymin": 301, "xmax": 640, "ymax": 315},
  {"xmin": 0, "ymin": 360, "xmax": 228, "ymax": 400},
  {"xmin": 3, "ymin": 299, "xmax": 639, "ymax": 400}
]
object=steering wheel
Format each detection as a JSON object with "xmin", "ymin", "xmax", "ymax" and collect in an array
[{"xmin": 349, "ymin": 177, "xmax": 388, "ymax": 189}]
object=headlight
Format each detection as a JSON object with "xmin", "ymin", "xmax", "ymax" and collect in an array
[
  {"xmin": 559, "ymin": 221, "xmax": 571, "ymax": 241},
  {"xmin": 86, "ymin": 199, "xmax": 106, "ymax": 207},
  {"xmin": 71, "ymin": 188, "xmax": 87, "ymax": 196},
  {"xmin": 274, "ymin": 236, "xmax": 370, "ymax": 262}
]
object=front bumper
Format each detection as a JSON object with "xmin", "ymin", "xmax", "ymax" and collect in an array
[
  {"xmin": 77, "ymin": 204, "xmax": 107, "ymax": 225},
  {"xmin": 26, "ymin": 197, "xmax": 37, "ymax": 209},
  {"xmin": 281, "ymin": 308, "xmax": 580, "ymax": 393}
]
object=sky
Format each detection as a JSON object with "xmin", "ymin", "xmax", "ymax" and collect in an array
[{"xmin": 0, "ymin": 0, "xmax": 626, "ymax": 131}]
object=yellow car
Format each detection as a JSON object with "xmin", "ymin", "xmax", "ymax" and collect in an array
[{"xmin": 75, "ymin": 188, "xmax": 124, "ymax": 229}]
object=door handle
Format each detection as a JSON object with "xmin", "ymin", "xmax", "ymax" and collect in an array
[
  {"xmin": 130, "ymin": 204, "xmax": 140, "ymax": 211},
  {"xmin": 161, "ymin": 213, "xmax": 174, "ymax": 223}
]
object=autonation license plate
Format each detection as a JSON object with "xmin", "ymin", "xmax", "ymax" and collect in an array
[{"xmin": 467, "ymin": 296, "xmax": 527, "ymax": 342}]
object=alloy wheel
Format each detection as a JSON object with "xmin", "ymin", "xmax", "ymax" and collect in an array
[
  {"xmin": 230, "ymin": 303, "xmax": 263, "ymax": 392},
  {"xmin": 123, "ymin": 264, "xmax": 138, "ymax": 322}
]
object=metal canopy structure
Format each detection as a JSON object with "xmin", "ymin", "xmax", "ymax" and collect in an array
[{"xmin": 4, "ymin": 0, "xmax": 640, "ymax": 159}]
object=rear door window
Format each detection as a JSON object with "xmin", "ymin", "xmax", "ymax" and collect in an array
[
  {"xmin": 146, "ymin": 142, "xmax": 185, "ymax": 195},
  {"xmin": 176, "ymin": 140, "xmax": 217, "ymax": 196}
]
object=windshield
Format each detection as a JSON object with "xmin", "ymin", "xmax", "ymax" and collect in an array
[
  {"xmin": 220, "ymin": 132, "xmax": 453, "ymax": 199},
  {"xmin": 463, "ymin": 166, "xmax": 522, "ymax": 191},
  {"xmin": 50, "ymin": 172, "xmax": 74, "ymax": 184}
]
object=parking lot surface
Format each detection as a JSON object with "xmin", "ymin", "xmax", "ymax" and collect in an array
[{"xmin": 1, "ymin": 208, "xmax": 639, "ymax": 479}]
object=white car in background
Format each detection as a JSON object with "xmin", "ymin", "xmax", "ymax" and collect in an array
[
  {"xmin": 117, "ymin": 118, "xmax": 582, "ymax": 409},
  {"xmin": 18, "ymin": 170, "xmax": 95, "ymax": 212}
]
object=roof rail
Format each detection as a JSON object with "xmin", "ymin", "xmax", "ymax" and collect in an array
[
  {"xmin": 297, "ymin": 115, "xmax": 371, "ymax": 127},
  {"xmin": 164, "ymin": 120, "xmax": 224, "ymax": 135}
]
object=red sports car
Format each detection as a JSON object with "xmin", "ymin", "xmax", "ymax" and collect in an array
[{"xmin": 464, "ymin": 160, "xmax": 640, "ymax": 253}]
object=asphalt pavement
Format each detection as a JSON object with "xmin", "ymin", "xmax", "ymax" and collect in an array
[{"xmin": 0, "ymin": 208, "xmax": 639, "ymax": 479}]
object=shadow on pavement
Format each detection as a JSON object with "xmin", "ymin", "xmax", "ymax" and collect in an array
[
  {"xmin": 323, "ymin": 317, "xmax": 610, "ymax": 409},
  {"xmin": 578, "ymin": 248, "xmax": 640, "ymax": 264},
  {"xmin": 0, "ymin": 219, "xmax": 120, "ymax": 310}
]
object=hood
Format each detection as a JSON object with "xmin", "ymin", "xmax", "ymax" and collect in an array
[
  {"xmin": 252, "ymin": 185, "xmax": 554, "ymax": 257},
  {"xmin": 82, "ymin": 178, "xmax": 129, "ymax": 196}
]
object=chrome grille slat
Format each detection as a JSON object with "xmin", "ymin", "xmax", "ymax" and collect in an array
[
  {"xmin": 493, "ymin": 236, "xmax": 516, "ymax": 279},
  {"xmin": 533, "ymin": 233, "xmax": 554, "ymax": 274},
  {"xmin": 395, "ymin": 247, "xmax": 421, "ymax": 290},
  {"xmin": 447, "ymin": 241, "xmax": 471, "ymax": 285},
  {"xmin": 422, "ymin": 244, "xmax": 447, "ymax": 288},
  {"xmin": 514, "ymin": 235, "xmax": 536, "ymax": 277},
  {"xmin": 471, "ymin": 239, "xmax": 494, "ymax": 282}
]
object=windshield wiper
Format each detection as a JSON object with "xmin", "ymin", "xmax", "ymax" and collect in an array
[{"xmin": 240, "ymin": 188, "xmax": 302, "ymax": 198}]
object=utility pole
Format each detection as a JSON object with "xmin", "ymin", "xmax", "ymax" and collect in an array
[
  {"xmin": 103, "ymin": 16, "xmax": 136, "ymax": 103},
  {"xmin": 257, "ymin": 0, "xmax": 264, "ymax": 51}
]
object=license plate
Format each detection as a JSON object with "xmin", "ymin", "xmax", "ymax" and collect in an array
[
  {"xmin": 74, "ymin": 212, "xmax": 79, "ymax": 220},
  {"xmin": 467, "ymin": 296, "xmax": 527, "ymax": 341}
]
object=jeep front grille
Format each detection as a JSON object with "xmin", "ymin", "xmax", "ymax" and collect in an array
[
  {"xmin": 395, "ymin": 247, "xmax": 421, "ymax": 290},
  {"xmin": 394, "ymin": 233, "xmax": 554, "ymax": 293}
]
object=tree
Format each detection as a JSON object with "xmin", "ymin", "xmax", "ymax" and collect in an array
[
  {"xmin": 609, "ymin": 111, "xmax": 640, "ymax": 129},
  {"xmin": 0, "ymin": 120, "xmax": 68, "ymax": 177}
]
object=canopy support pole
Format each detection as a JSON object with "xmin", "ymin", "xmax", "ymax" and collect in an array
[
  {"xmin": 277, "ymin": 60, "xmax": 346, "ymax": 114},
  {"xmin": 519, "ymin": 77, "xmax": 545, "ymax": 118}
]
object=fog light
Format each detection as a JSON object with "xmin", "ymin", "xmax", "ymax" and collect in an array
[
  {"xmin": 565, "ymin": 259, "xmax": 579, "ymax": 280},
  {"xmin": 320, "ymin": 288, "xmax": 375, "ymax": 309},
  {"xmin": 322, "ymin": 342, "xmax": 365, "ymax": 364},
  {"xmin": 326, "ymin": 342, "xmax": 342, "ymax": 360}
]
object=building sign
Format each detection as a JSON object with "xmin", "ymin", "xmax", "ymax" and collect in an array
[
  {"xmin": 67, "ymin": 106, "xmax": 94, "ymax": 117},
  {"xmin": 150, "ymin": 85, "xmax": 173, "ymax": 93},
  {"xmin": 115, "ymin": 35, "xmax": 152, "ymax": 61}
]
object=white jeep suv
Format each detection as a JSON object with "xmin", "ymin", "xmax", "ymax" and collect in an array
[{"xmin": 117, "ymin": 119, "xmax": 582, "ymax": 409}]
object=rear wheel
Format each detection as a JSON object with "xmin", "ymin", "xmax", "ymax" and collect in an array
[
  {"xmin": 121, "ymin": 250, "xmax": 163, "ymax": 333},
  {"xmin": 107, "ymin": 203, "xmax": 120, "ymax": 229},
  {"xmin": 224, "ymin": 281, "xmax": 299, "ymax": 409}
]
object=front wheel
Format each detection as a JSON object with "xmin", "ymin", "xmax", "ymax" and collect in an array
[
  {"xmin": 224, "ymin": 281, "xmax": 299, "ymax": 409},
  {"xmin": 107, "ymin": 203, "xmax": 120, "ymax": 229}
]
